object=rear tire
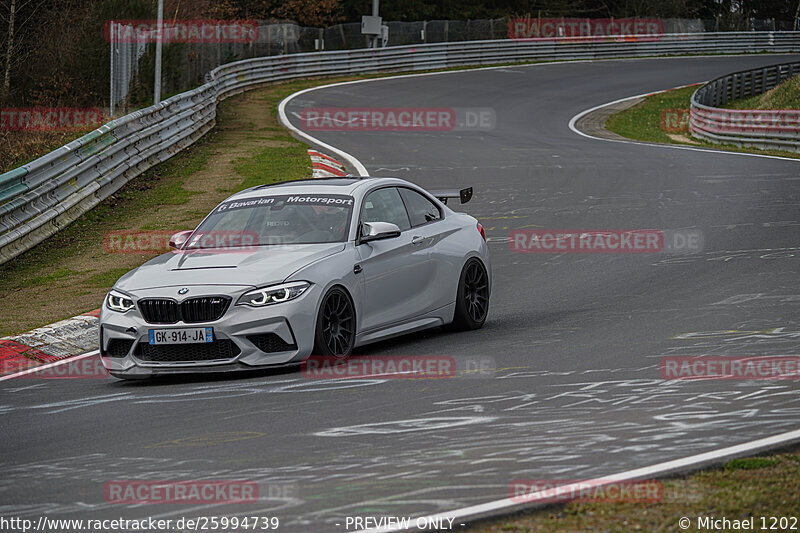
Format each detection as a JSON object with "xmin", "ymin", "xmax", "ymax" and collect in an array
[
  {"xmin": 451, "ymin": 258, "xmax": 489, "ymax": 330},
  {"xmin": 313, "ymin": 287, "xmax": 356, "ymax": 357}
]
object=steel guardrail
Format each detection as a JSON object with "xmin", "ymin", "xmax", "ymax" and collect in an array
[
  {"xmin": 690, "ymin": 60, "xmax": 800, "ymax": 152},
  {"xmin": 2, "ymin": 31, "xmax": 800, "ymax": 265}
]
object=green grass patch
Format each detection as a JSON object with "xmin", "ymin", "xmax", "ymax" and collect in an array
[
  {"xmin": 17, "ymin": 267, "xmax": 80, "ymax": 288},
  {"xmin": 605, "ymin": 86, "xmax": 695, "ymax": 144},
  {"xmin": 467, "ymin": 449, "xmax": 800, "ymax": 532},
  {"xmin": 234, "ymin": 145, "xmax": 311, "ymax": 189},
  {"xmin": 85, "ymin": 268, "xmax": 133, "ymax": 288},
  {"xmin": 605, "ymin": 85, "xmax": 800, "ymax": 160},
  {"xmin": 725, "ymin": 73, "xmax": 800, "ymax": 110},
  {"xmin": 124, "ymin": 152, "xmax": 207, "ymax": 207},
  {"xmin": 724, "ymin": 457, "xmax": 779, "ymax": 471},
  {"xmin": 138, "ymin": 222, "xmax": 163, "ymax": 231}
]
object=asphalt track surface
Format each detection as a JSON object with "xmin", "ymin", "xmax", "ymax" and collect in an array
[{"xmin": 2, "ymin": 55, "xmax": 799, "ymax": 532}]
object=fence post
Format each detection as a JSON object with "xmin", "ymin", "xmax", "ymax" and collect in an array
[{"xmin": 109, "ymin": 21, "xmax": 115, "ymax": 117}]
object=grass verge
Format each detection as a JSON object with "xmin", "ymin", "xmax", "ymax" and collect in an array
[
  {"xmin": 604, "ymin": 86, "xmax": 800, "ymax": 159},
  {"xmin": 0, "ymin": 77, "xmax": 374, "ymax": 335},
  {"xmin": 467, "ymin": 448, "xmax": 800, "ymax": 532},
  {"xmin": 0, "ymin": 128, "xmax": 99, "ymax": 173}
]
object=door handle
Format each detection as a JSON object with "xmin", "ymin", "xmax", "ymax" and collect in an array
[
  {"xmin": 353, "ymin": 264, "xmax": 363, "ymax": 274},
  {"xmin": 411, "ymin": 236, "xmax": 425, "ymax": 245}
]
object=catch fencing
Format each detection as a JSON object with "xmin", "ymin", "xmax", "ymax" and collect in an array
[
  {"xmin": 109, "ymin": 21, "xmax": 152, "ymax": 116},
  {"xmin": 109, "ymin": 17, "xmax": 779, "ymax": 112}
]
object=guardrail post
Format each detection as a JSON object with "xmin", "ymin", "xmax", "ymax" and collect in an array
[
  {"xmin": 720, "ymin": 77, "xmax": 728, "ymax": 105},
  {"xmin": 741, "ymin": 72, "xmax": 747, "ymax": 99}
]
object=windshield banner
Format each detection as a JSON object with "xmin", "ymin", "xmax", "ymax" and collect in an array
[{"xmin": 214, "ymin": 194, "xmax": 355, "ymax": 213}]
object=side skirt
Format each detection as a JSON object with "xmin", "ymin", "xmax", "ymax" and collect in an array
[{"xmin": 354, "ymin": 302, "xmax": 456, "ymax": 348}]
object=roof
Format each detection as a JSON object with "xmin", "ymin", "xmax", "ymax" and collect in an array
[{"xmin": 228, "ymin": 176, "xmax": 396, "ymax": 200}]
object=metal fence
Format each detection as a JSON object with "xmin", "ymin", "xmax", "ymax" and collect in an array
[
  {"xmin": 690, "ymin": 61, "xmax": 800, "ymax": 152},
  {"xmin": 109, "ymin": 17, "xmax": 783, "ymax": 112},
  {"xmin": 109, "ymin": 21, "xmax": 151, "ymax": 116},
  {"xmin": 2, "ymin": 32, "xmax": 800, "ymax": 266}
]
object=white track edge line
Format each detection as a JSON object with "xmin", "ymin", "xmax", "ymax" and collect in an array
[
  {"xmin": 278, "ymin": 89, "xmax": 369, "ymax": 176},
  {"xmin": 0, "ymin": 350, "xmax": 99, "ymax": 382},
  {"xmin": 278, "ymin": 53, "xmax": 798, "ymax": 176},
  {"xmin": 567, "ymin": 86, "xmax": 800, "ymax": 162},
  {"xmin": 356, "ymin": 427, "xmax": 800, "ymax": 532}
]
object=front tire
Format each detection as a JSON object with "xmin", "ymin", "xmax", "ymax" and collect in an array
[
  {"xmin": 451, "ymin": 258, "xmax": 489, "ymax": 330},
  {"xmin": 313, "ymin": 286, "xmax": 356, "ymax": 357}
]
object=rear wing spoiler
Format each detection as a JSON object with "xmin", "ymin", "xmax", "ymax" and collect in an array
[{"xmin": 430, "ymin": 187, "xmax": 473, "ymax": 205}]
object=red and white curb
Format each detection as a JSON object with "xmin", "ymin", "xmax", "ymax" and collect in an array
[
  {"xmin": 1, "ymin": 309, "xmax": 100, "ymax": 377},
  {"xmin": 308, "ymin": 149, "xmax": 347, "ymax": 178}
]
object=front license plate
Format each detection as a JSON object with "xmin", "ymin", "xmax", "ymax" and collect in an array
[{"xmin": 148, "ymin": 327, "xmax": 213, "ymax": 345}]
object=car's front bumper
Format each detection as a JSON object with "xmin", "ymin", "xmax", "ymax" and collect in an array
[{"xmin": 99, "ymin": 284, "xmax": 320, "ymax": 378}]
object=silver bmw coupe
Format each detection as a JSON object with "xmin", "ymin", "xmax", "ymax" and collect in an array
[{"xmin": 99, "ymin": 177, "xmax": 490, "ymax": 379}]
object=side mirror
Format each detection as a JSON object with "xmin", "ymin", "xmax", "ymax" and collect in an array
[
  {"xmin": 360, "ymin": 222, "xmax": 401, "ymax": 243},
  {"xmin": 169, "ymin": 230, "xmax": 193, "ymax": 249}
]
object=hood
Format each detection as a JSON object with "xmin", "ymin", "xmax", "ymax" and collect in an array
[{"xmin": 115, "ymin": 243, "xmax": 345, "ymax": 291}]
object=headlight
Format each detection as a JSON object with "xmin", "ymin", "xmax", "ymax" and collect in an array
[
  {"xmin": 236, "ymin": 281, "xmax": 311, "ymax": 307},
  {"xmin": 106, "ymin": 290, "xmax": 135, "ymax": 313}
]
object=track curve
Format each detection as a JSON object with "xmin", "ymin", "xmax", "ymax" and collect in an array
[{"xmin": 2, "ymin": 54, "xmax": 799, "ymax": 532}]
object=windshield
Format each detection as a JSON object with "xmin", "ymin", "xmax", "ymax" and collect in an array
[{"xmin": 187, "ymin": 193, "xmax": 354, "ymax": 248}]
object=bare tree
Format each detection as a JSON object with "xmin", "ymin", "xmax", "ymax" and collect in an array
[
  {"xmin": 2, "ymin": 0, "xmax": 15, "ymax": 99},
  {"xmin": 795, "ymin": 0, "xmax": 800, "ymax": 30},
  {"xmin": 1, "ymin": 0, "xmax": 47, "ymax": 102}
]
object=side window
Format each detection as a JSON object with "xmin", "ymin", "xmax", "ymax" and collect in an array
[
  {"xmin": 361, "ymin": 187, "xmax": 411, "ymax": 232},
  {"xmin": 399, "ymin": 188, "xmax": 442, "ymax": 227}
]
